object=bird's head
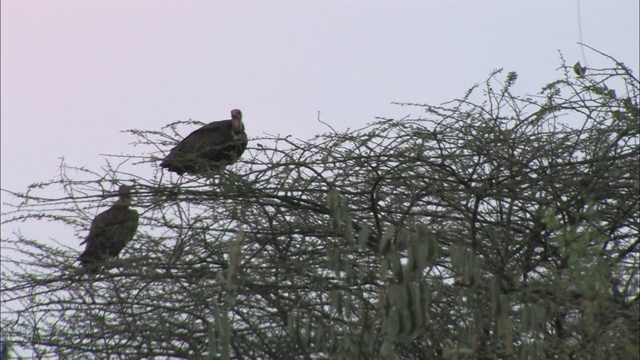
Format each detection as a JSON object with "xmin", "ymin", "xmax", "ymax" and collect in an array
[
  {"xmin": 230, "ymin": 109, "xmax": 244, "ymax": 133},
  {"xmin": 117, "ymin": 185, "xmax": 134, "ymax": 206}
]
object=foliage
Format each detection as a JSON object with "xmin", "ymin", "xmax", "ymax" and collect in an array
[{"xmin": 2, "ymin": 53, "xmax": 639, "ymax": 359}]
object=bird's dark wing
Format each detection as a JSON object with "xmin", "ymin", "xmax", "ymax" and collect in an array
[
  {"xmin": 79, "ymin": 206, "xmax": 139, "ymax": 269},
  {"xmin": 169, "ymin": 121, "xmax": 232, "ymax": 156},
  {"xmin": 161, "ymin": 120, "xmax": 246, "ymax": 174}
]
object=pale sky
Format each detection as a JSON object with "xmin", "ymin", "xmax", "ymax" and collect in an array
[{"xmin": 1, "ymin": 1, "xmax": 639, "ymax": 243}]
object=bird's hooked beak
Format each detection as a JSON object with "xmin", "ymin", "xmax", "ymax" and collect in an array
[
  {"xmin": 230, "ymin": 109, "xmax": 243, "ymax": 133},
  {"xmin": 231, "ymin": 119, "xmax": 243, "ymax": 133}
]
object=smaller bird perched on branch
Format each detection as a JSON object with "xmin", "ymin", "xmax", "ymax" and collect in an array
[
  {"xmin": 160, "ymin": 109, "xmax": 248, "ymax": 176},
  {"xmin": 573, "ymin": 61, "xmax": 587, "ymax": 78},
  {"xmin": 78, "ymin": 185, "xmax": 139, "ymax": 274}
]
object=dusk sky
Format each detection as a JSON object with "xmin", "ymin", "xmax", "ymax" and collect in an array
[{"xmin": 2, "ymin": 1, "xmax": 639, "ymax": 245}]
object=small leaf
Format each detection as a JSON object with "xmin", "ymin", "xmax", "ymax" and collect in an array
[
  {"xmin": 358, "ymin": 226, "xmax": 371, "ymax": 251},
  {"xmin": 379, "ymin": 226, "xmax": 394, "ymax": 255}
]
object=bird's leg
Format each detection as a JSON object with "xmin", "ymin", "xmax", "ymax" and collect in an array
[
  {"xmin": 204, "ymin": 165, "xmax": 225, "ymax": 195},
  {"xmin": 218, "ymin": 168, "xmax": 232, "ymax": 193},
  {"xmin": 216, "ymin": 166, "xmax": 225, "ymax": 185}
]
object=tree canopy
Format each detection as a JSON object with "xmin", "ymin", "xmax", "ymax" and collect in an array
[{"xmin": 2, "ymin": 53, "xmax": 638, "ymax": 359}]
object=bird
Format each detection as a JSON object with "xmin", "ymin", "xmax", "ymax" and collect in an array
[
  {"xmin": 78, "ymin": 185, "xmax": 139, "ymax": 273},
  {"xmin": 160, "ymin": 109, "xmax": 248, "ymax": 176},
  {"xmin": 573, "ymin": 61, "xmax": 587, "ymax": 78}
]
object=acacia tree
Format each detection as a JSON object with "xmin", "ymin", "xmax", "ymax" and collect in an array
[{"xmin": 2, "ymin": 53, "xmax": 638, "ymax": 359}]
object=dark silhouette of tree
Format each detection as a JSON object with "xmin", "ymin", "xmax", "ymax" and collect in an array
[{"xmin": 2, "ymin": 52, "xmax": 638, "ymax": 359}]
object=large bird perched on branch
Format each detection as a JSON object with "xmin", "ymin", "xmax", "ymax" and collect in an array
[
  {"xmin": 160, "ymin": 109, "xmax": 248, "ymax": 176},
  {"xmin": 78, "ymin": 185, "xmax": 139, "ymax": 273}
]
